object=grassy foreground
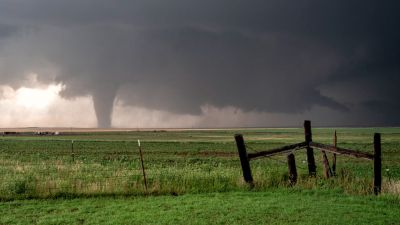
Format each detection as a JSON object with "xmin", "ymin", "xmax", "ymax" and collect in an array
[
  {"xmin": 0, "ymin": 127, "xmax": 399, "ymax": 224},
  {"xmin": 1, "ymin": 190, "xmax": 399, "ymax": 225}
]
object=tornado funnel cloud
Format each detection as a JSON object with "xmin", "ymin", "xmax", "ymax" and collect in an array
[{"xmin": 92, "ymin": 87, "xmax": 117, "ymax": 128}]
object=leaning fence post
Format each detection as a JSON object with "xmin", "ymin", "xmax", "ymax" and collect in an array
[
  {"xmin": 332, "ymin": 130, "xmax": 337, "ymax": 176},
  {"xmin": 287, "ymin": 153, "xmax": 297, "ymax": 185},
  {"xmin": 234, "ymin": 134, "xmax": 254, "ymax": 186},
  {"xmin": 304, "ymin": 120, "xmax": 316, "ymax": 176},
  {"xmin": 322, "ymin": 151, "xmax": 332, "ymax": 178},
  {"xmin": 373, "ymin": 133, "xmax": 381, "ymax": 195}
]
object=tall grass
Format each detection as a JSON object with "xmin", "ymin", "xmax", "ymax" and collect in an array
[{"xmin": 0, "ymin": 128, "xmax": 399, "ymax": 200}]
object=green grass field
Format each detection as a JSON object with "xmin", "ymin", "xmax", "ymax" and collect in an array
[
  {"xmin": 1, "ymin": 191, "xmax": 399, "ymax": 225},
  {"xmin": 0, "ymin": 128, "xmax": 399, "ymax": 224}
]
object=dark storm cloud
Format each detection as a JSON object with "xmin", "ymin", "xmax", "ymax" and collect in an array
[
  {"xmin": 0, "ymin": 0, "xmax": 399, "ymax": 127},
  {"xmin": 0, "ymin": 24, "xmax": 18, "ymax": 38}
]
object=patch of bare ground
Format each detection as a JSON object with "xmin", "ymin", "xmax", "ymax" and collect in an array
[
  {"xmin": 249, "ymin": 136, "xmax": 292, "ymax": 140},
  {"xmin": 176, "ymin": 151, "xmax": 236, "ymax": 157},
  {"xmin": 385, "ymin": 180, "xmax": 400, "ymax": 195}
]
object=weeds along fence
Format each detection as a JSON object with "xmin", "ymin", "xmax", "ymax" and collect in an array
[
  {"xmin": 235, "ymin": 120, "xmax": 382, "ymax": 195},
  {"xmin": 0, "ymin": 138, "xmax": 245, "ymax": 200},
  {"xmin": 0, "ymin": 139, "xmax": 150, "ymax": 198}
]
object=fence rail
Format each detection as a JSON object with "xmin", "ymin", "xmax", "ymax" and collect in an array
[
  {"xmin": 247, "ymin": 142, "xmax": 307, "ymax": 160},
  {"xmin": 309, "ymin": 142, "xmax": 374, "ymax": 160}
]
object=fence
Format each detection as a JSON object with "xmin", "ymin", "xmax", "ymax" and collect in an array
[
  {"xmin": 235, "ymin": 120, "xmax": 382, "ymax": 195},
  {"xmin": 0, "ymin": 139, "xmax": 151, "ymax": 198},
  {"xmin": 0, "ymin": 137, "xmax": 243, "ymax": 199}
]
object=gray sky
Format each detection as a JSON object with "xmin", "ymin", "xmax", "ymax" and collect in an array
[{"xmin": 0, "ymin": 1, "xmax": 399, "ymax": 127}]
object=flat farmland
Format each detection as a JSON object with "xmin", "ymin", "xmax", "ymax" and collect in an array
[{"xmin": 0, "ymin": 128, "xmax": 399, "ymax": 224}]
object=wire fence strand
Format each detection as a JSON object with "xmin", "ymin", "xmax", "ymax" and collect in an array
[{"xmin": 245, "ymin": 143, "xmax": 309, "ymax": 170}]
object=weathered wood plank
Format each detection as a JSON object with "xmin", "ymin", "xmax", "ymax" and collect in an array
[
  {"xmin": 247, "ymin": 142, "xmax": 307, "ymax": 160},
  {"xmin": 321, "ymin": 151, "xmax": 332, "ymax": 178},
  {"xmin": 310, "ymin": 142, "xmax": 374, "ymax": 160},
  {"xmin": 332, "ymin": 130, "xmax": 337, "ymax": 176},
  {"xmin": 304, "ymin": 120, "xmax": 316, "ymax": 176},
  {"xmin": 287, "ymin": 153, "xmax": 297, "ymax": 185},
  {"xmin": 374, "ymin": 133, "xmax": 381, "ymax": 195},
  {"xmin": 234, "ymin": 134, "xmax": 254, "ymax": 185}
]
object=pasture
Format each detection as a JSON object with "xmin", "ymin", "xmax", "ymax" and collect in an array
[{"xmin": 0, "ymin": 127, "xmax": 399, "ymax": 224}]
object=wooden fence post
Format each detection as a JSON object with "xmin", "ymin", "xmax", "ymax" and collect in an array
[
  {"xmin": 304, "ymin": 120, "xmax": 316, "ymax": 176},
  {"xmin": 374, "ymin": 133, "xmax": 381, "ymax": 195},
  {"xmin": 287, "ymin": 153, "xmax": 297, "ymax": 185},
  {"xmin": 234, "ymin": 134, "xmax": 254, "ymax": 186},
  {"xmin": 322, "ymin": 151, "xmax": 332, "ymax": 178},
  {"xmin": 138, "ymin": 140, "xmax": 148, "ymax": 193},
  {"xmin": 71, "ymin": 140, "xmax": 75, "ymax": 162},
  {"xmin": 332, "ymin": 130, "xmax": 337, "ymax": 176}
]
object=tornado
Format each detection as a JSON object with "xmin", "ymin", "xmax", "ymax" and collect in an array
[{"xmin": 91, "ymin": 84, "xmax": 118, "ymax": 128}]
